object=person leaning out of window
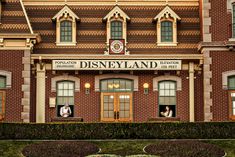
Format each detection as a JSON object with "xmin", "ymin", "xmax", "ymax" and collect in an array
[
  {"xmin": 160, "ymin": 105, "xmax": 173, "ymax": 117},
  {"xmin": 60, "ymin": 103, "xmax": 72, "ymax": 118}
]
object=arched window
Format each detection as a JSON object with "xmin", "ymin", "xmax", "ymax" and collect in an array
[
  {"xmin": 158, "ymin": 81, "xmax": 176, "ymax": 117},
  {"xmin": 56, "ymin": 81, "xmax": 74, "ymax": 117},
  {"xmin": 111, "ymin": 21, "xmax": 123, "ymax": 39},
  {"xmin": 60, "ymin": 20, "xmax": 72, "ymax": 42},
  {"xmin": 161, "ymin": 21, "xmax": 173, "ymax": 42},
  {"xmin": 0, "ymin": 76, "xmax": 6, "ymax": 88},
  {"xmin": 100, "ymin": 79, "xmax": 133, "ymax": 92}
]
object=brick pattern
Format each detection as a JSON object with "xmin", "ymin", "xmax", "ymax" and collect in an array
[
  {"xmin": 0, "ymin": 50, "xmax": 24, "ymax": 122},
  {"xmin": 24, "ymin": 5, "xmax": 201, "ymax": 54},
  {"xmin": 210, "ymin": 0, "xmax": 231, "ymax": 41},
  {"xmin": 0, "ymin": 1, "xmax": 31, "ymax": 33},
  {"xmin": 210, "ymin": 51, "xmax": 235, "ymax": 121},
  {"xmin": 29, "ymin": 70, "xmax": 204, "ymax": 122}
]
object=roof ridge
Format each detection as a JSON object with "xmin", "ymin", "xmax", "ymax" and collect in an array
[{"xmin": 20, "ymin": 0, "xmax": 34, "ymax": 34}]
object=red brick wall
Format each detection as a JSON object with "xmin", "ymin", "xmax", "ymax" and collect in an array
[
  {"xmin": 210, "ymin": 51, "xmax": 235, "ymax": 121},
  {"xmin": 0, "ymin": 50, "xmax": 24, "ymax": 122},
  {"xmin": 29, "ymin": 70, "xmax": 204, "ymax": 122},
  {"xmin": 210, "ymin": 0, "xmax": 232, "ymax": 41}
]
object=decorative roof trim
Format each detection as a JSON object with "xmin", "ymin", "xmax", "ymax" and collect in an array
[
  {"xmin": 52, "ymin": 5, "xmax": 80, "ymax": 21},
  {"xmin": 103, "ymin": 5, "xmax": 130, "ymax": 21},
  {"xmin": 153, "ymin": 5, "xmax": 181, "ymax": 21},
  {"xmin": 20, "ymin": 0, "xmax": 34, "ymax": 34}
]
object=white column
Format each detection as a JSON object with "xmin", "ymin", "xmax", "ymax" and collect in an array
[
  {"xmin": 189, "ymin": 62, "xmax": 195, "ymax": 122},
  {"xmin": 36, "ymin": 63, "xmax": 46, "ymax": 123}
]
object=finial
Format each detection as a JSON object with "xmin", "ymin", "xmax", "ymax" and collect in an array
[
  {"xmin": 166, "ymin": 0, "xmax": 168, "ymax": 6},
  {"xmin": 65, "ymin": 0, "xmax": 67, "ymax": 5},
  {"xmin": 115, "ymin": 0, "xmax": 118, "ymax": 6}
]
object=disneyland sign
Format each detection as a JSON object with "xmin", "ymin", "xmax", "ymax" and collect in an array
[{"xmin": 52, "ymin": 60, "xmax": 182, "ymax": 70}]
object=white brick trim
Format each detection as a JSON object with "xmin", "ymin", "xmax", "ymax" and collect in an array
[{"xmin": 153, "ymin": 75, "xmax": 182, "ymax": 91}]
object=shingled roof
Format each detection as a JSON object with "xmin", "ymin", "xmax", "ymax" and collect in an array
[{"xmin": 0, "ymin": 0, "xmax": 32, "ymax": 34}]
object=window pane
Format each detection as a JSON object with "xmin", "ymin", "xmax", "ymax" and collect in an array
[
  {"xmin": 161, "ymin": 21, "xmax": 173, "ymax": 42},
  {"xmin": 60, "ymin": 21, "xmax": 72, "ymax": 42},
  {"xmin": 159, "ymin": 83, "xmax": 165, "ymax": 89},
  {"xmin": 0, "ymin": 76, "xmax": 6, "ymax": 88},
  {"xmin": 111, "ymin": 21, "xmax": 123, "ymax": 39},
  {"xmin": 100, "ymin": 79, "xmax": 133, "ymax": 92},
  {"xmin": 229, "ymin": 76, "xmax": 235, "ymax": 89},
  {"xmin": 233, "ymin": 109, "xmax": 235, "ymax": 115},
  {"xmin": 159, "ymin": 90, "xmax": 165, "ymax": 96}
]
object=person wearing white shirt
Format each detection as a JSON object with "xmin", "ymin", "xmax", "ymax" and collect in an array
[
  {"xmin": 160, "ymin": 105, "xmax": 173, "ymax": 117},
  {"xmin": 60, "ymin": 103, "xmax": 72, "ymax": 117}
]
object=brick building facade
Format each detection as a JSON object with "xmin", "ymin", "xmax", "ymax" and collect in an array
[{"xmin": 0, "ymin": 0, "xmax": 233, "ymax": 123}]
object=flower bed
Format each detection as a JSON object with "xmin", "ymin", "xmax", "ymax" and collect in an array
[
  {"xmin": 144, "ymin": 140, "xmax": 226, "ymax": 157},
  {"xmin": 22, "ymin": 141, "xmax": 99, "ymax": 157}
]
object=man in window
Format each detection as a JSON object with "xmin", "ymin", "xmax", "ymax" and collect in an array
[
  {"xmin": 160, "ymin": 105, "xmax": 173, "ymax": 117},
  {"xmin": 60, "ymin": 103, "xmax": 72, "ymax": 118}
]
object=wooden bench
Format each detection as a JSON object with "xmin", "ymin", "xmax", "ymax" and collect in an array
[{"xmin": 50, "ymin": 117, "xmax": 83, "ymax": 122}]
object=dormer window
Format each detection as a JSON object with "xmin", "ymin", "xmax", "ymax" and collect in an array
[
  {"xmin": 153, "ymin": 5, "xmax": 181, "ymax": 46},
  {"xmin": 52, "ymin": 5, "xmax": 80, "ymax": 46},
  {"xmin": 103, "ymin": 5, "xmax": 130, "ymax": 55}
]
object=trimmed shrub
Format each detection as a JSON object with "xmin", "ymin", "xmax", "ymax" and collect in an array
[{"xmin": 0, "ymin": 122, "xmax": 235, "ymax": 139}]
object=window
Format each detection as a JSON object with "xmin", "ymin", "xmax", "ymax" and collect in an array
[
  {"xmin": 103, "ymin": 5, "xmax": 130, "ymax": 55},
  {"xmin": 111, "ymin": 21, "xmax": 123, "ymax": 39},
  {"xmin": 228, "ymin": 76, "xmax": 235, "ymax": 89},
  {"xmin": 52, "ymin": 5, "xmax": 79, "ymax": 46},
  {"xmin": 228, "ymin": 76, "xmax": 235, "ymax": 120},
  {"xmin": 158, "ymin": 81, "xmax": 176, "ymax": 117},
  {"xmin": 60, "ymin": 20, "xmax": 72, "ymax": 42},
  {"xmin": 153, "ymin": 6, "xmax": 181, "ymax": 46},
  {"xmin": 161, "ymin": 21, "xmax": 173, "ymax": 42},
  {"xmin": 56, "ymin": 81, "xmax": 74, "ymax": 117},
  {"xmin": 0, "ymin": 91, "xmax": 5, "ymax": 121},
  {"xmin": 233, "ymin": 4, "xmax": 235, "ymax": 38},
  {"xmin": 101, "ymin": 79, "xmax": 133, "ymax": 92},
  {"xmin": 0, "ymin": 76, "xmax": 6, "ymax": 88}
]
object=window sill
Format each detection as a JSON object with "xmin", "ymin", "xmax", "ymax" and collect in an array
[
  {"xmin": 56, "ymin": 42, "xmax": 77, "ymax": 46},
  {"xmin": 148, "ymin": 117, "xmax": 180, "ymax": 122},
  {"xmin": 51, "ymin": 117, "xmax": 83, "ymax": 122},
  {"xmin": 229, "ymin": 38, "xmax": 235, "ymax": 41},
  {"xmin": 157, "ymin": 42, "xmax": 178, "ymax": 46}
]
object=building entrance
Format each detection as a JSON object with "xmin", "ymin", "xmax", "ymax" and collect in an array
[{"xmin": 100, "ymin": 79, "xmax": 133, "ymax": 122}]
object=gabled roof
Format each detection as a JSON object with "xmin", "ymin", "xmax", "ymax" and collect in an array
[
  {"xmin": 0, "ymin": 0, "xmax": 32, "ymax": 34},
  {"xmin": 153, "ymin": 5, "xmax": 181, "ymax": 21},
  {"xmin": 52, "ymin": 5, "xmax": 80, "ymax": 21},
  {"xmin": 103, "ymin": 5, "xmax": 130, "ymax": 21}
]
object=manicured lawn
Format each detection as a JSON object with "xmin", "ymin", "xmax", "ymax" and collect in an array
[{"xmin": 0, "ymin": 140, "xmax": 234, "ymax": 157}]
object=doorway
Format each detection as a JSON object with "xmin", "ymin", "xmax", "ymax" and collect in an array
[
  {"xmin": 101, "ymin": 93, "xmax": 132, "ymax": 122},
  {"xmin": 100, "ymin": 79, "xmax": 133, "ymax": 122}
]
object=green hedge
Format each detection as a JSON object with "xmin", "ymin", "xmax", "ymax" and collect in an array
[{"xmin": 0, "ymin": 122, "xmax": 235, "ymax": 139}]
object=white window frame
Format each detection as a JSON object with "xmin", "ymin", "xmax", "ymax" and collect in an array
[
  {"xmin": 153, "ymin": 6, "xmax": 181, "ymax": 46},
  {"xmin": 52, "ymin": 6, "xmax": 80, "ymax": 46}
]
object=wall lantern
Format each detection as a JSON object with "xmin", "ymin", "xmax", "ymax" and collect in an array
[
  {"xmin": 85, "ymin": 83, "xmax": 91, "ymax": 94},
  {"xmin": 143, "ymin": 83, "xmax": 149, "ymax": 94}
]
